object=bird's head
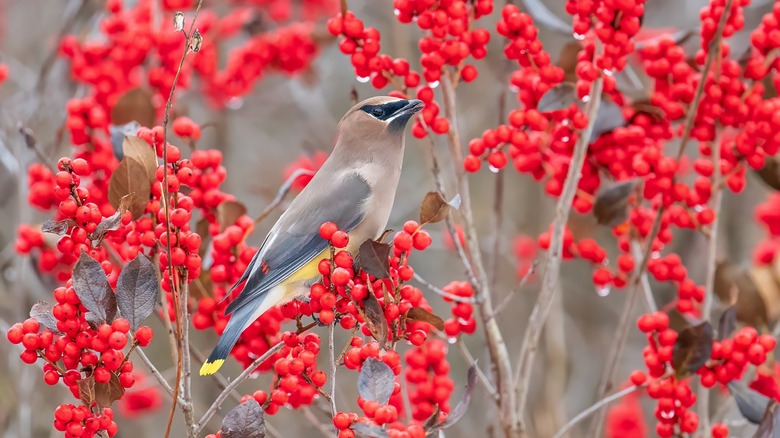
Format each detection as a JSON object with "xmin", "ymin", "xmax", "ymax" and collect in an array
[{"xmin": 338, "ymin": 96, "xmax": 424, "ymax": 141}]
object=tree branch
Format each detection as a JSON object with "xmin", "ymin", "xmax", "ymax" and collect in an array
[
  {"xmin": 440, "ymin": 69, "xmax": 518, "ymax": 436},
  {"xmin": 328, "ymin": 321, "xmax": 337, "ymax": 417},
  {"xmin": 552, "ymin": 385, "xmax": 638, "ymax": 438},
  {"xmin": 254, "ymin": 168, "xmax": 315, "ymax": 224},
  {"xmin": 515, "ymin": 77, "xmax": 604, "ymax": 436}
]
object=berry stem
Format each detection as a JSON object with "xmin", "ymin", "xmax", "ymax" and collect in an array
[{"xmin": 515, "ymin": 76, "xmax": 604, "ymax": 436}]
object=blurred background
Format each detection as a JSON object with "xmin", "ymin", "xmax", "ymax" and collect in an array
[{"xmin": 0, "ymin": 0, "xmax": 778, "ymax": 437}]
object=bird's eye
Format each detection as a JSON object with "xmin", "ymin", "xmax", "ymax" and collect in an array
[{"xmin": 372, "ymin": 107, "xmax": 385, "ymax": 118}]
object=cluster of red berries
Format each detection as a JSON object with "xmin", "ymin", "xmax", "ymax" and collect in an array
[
  {"xmin": 699, "ymin": 327, "xmax": 776, "ymax": 388},
  {"xmin": 440, "ymin": 281, "xmax": 476, "ymax": 337},
  {"xmin": 405, "ymin": 340, "xmax": 454, "ymax": 421},
  {"xmin": 53, "ymin": 404, "xmax": 118, "ymax": 438}
]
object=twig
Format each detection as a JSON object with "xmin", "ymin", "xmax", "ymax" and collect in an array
[
  {"xmin": 515, "ymin": 78, "xmax": 604, "ymax": 436},
  {"xmin": 255, "ymin": 168, "xmax": 315, "ymax": 224},
  {"xmin": 630, "ymin": 240, "xmax": 657, "ymax": 312},
  {"xmin": 180, "ymin": 276, "xmax": 196, "ymax": 436},
  {"xmin": 698, "ymin": 129, "xmax": 723, "ymax": 434},
  {"xmin": 195, "ymin": 341, "xmax": 285, "ymax": 434},
  {"xmin": 456, "ymin": 339, "xmax": 499, "ymax": 400},
  {"xmin": 491, "ymin": 260, "xmax": 538, "ymax": 319},
  {"xmin": 412, "ymin": 272, "xmax": 476, "ymax": 303},
  {"xmin": 423, "ymin": 134, "xmax": 480, "ymax": 287},
  {"xmin": 137, "ymin": 347, "xmax": 174, "ymax": 396},
  {"xmin": 440, "ymin": 69, "xmax": 517, "ymax": 435},
  {"xmin": 551, "ymin": 385, "xmax": 638, "ymax": 438},
  {"xmin": 302, "ymin": 406, "xmax": 336, "ymax": 438},
  {"xmin": 328, "ymin": 321, "xmax": 337, "ymax": 417},
  {"xmin": 161, "ymin": 3, "xmax": 204, "ymax": 437}
]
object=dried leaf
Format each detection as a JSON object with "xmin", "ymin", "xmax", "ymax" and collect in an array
[
  {"xmin": 755, "ymin": 157, "xmax": 780, "ymax": 191},
  {"xmin": 419, "ymin": 191, "xmax": 450, "ymax": 225},
  {"xmin": 714, "ymin": 262, "xmax": 772, "ymax": 327},
  {"xmin": 537, "ymin": 82, "xmax": 581, "ymax": 112},
  {"xmin": 91, "ymin": 193, "xmax": 134, "ymax": 245},
  {"xmin": 405, "ymin": 308, "xmax": 445, "ymax": 331},
  {"xmin": 357, "ymin": 239, "xmax": 391, "ymax": 278},
  {"xmin": 108, "ymin": 136, "xmax": 157, "ymax": 219},
  {"xmin": 357, "ymin": 358, "xmax": 395, "ymax": 404},
  {"xmin": 95, "ymin": 372, "xmax": 124, "ymax": 408},
  {"xmin": 72, "ymin": 252, "xmax": 117, "ymax": 324},
  {"xmin": 30, "ymin": 301, "xmax": 60, "ymax": 333},
  {"xmin": 717, "ymin": 306, "xmax": 737, "ymax": 341},
  {"xmin": 190, "ymin": 30, "xmax": 203, "ymax": 52},
  {"xmin": 672, "ymin": 322, "xmax": 713, "ymax": 377},
  {"xmin": 593, "ymin": 180, "xmax": 638, "ymax": 227},
  {"xmin": 196, "ymin": 218, "xmax": 211, "ymax": 258},
  {"xmin": 217, "ymin": 200, "xmax": 248, "ymax": 232},
  {"xmin": 111, "ymin": 88, "xmax": 155, "ymax": 128},
  {"xmin": 728, "ymin": 381, "xmax": 772, "ymax": 425},
  {"xmin": 41, "ymin": 219, "xmax": 75, "ymax": 235},
  {"xmin": 352, "ymin": 422, "xmax": 389, "ymax": 438},
  {"xmin": 116, "ymin": 253, "xmax": 159, "ymax": 332},
  {"xmin": 78, "ymin": 375, "xmax": 96, "ymax": 407},
  {"xmin": 591, "ymin": 98, "xmax": 626, "ymax": 141},
  {"xmin": 754, "ymin": 400, "xmax": 780, "ymax": 438},
  {"xmin": 556, "ymin": 41, "xmax": 582, "ymax": 81},
  {"xmin": 424, "ymin": 405, "xmax": 441, "ymax": 429},
  {"xmin": 109, "ymin": 121, "xmax": 141, "ymax": 160},
  {"xmin": 173, "ymin": 11, "xmax": 185, "ymax": 32},
  {"xmin": 428, "ymin": 364, "xmax": 477, "ymax": 432},
  {"xmin": 363, "ymin": 292, "xmax": 388, "ymax": 347},
  {"xmin": 221, "ymin": 398, "xmax": 266, "ymax": 438}
]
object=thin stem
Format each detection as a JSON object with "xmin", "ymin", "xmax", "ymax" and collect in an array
[
  {"xmin": 412, "ymin": 272, "xmax": 476, "ymax": 303},
  {"xmin": 515, "ymin": 78, "xmax": 604, "ymax": 436},
  {"xmin": 456, "ymin": 339, "xmax": 499, "ymax": 400},
  {"xmin": 440, "ymin": 69, "xmax": 517, "ymax": 436},
  {"xmin": 195, "ymin": 341, "xmax": 285, "ymax": 434},
  {"xmin": 698, "ymin": 130, "xmax": 723, "ymax": 434},
  {"xmin": 137, "ymin": 347, "xmax": 174, "ymax": 396},
  {"xmin": 180, "ymin": 276, "xmax": 196, "ymax": 436},
  {"xmin": 552, "ymin": 385, "xmax": 638, "ymax": 438},
  {"xmin": 491, "ymin": 260, "xmax": 538, "ymax": 319},
  {"xmin": 328, "ymin": 321, "xmax": 337, "ymax": 417},
  {"xmin": 255, "ymin": 168, "xmax": 315, "ymax": 224},
  {"xmin": 630, "ymin": 240, "xmax": 657, "ymax": 312},
  {"xmin": 161, "ymin": 3, "xmax": 203, "ymax": 437}
]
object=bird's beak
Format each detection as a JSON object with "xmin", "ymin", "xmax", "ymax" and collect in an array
[{"xmin": 399, "ymin": 99, "xmax": 424, "ymax": 116}]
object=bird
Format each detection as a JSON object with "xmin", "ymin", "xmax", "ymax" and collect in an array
[{"xmin": 200, "ymin": 96, "xmax": 424, "ymax": 375}]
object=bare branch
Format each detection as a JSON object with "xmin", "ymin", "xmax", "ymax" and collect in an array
[
  {"xmin": 328, "ymin": 321, "xmax": 337, "ymax": 417},
  {"xmin": 255, "ymin": 168, "xmax": 315, "ymax": 224},
  {"xmin": 552, "ymin": 385, "xmax": 638, "ymax": 438},
  {"xmin": 491, "ymin": 260, "xmax": 538, "ymax": 319},
  {"xmin": 515, "ymin": 78, "xmax": 604, "ymax": 435},
  {"xmin": 413, "ymin": 272, "xmax": 477, "ymax": 304}
]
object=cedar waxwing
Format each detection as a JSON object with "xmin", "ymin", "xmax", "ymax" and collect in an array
[{"xmin": 200, "ymin": 96, "xmax": 423, "ymax": 375}]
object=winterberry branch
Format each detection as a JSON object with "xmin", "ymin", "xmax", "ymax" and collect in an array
[
  {"xmin": 412, "ymin": 272, "xmax": 476, "ymax": 304},
  {"xmin": 195, "ymin": 341, "xmax": 285, "ymax": 434},
  {"xmin": 440, "ymin": 68, "xmax": 518, "ymax": 435},
  {"xmin": 327, "ymin": 321, "xmax": 337, "ymax": 417},
  {"xmin": 254, "ymin": 168, "xmax": 315, "ymax": 225},
  {"xmin": 454, "ymin": 339, "xmax": 498, "ymax": 400},
  {"xmin": 515, "ymin": 77, "xmax": 604, "ymax": 436},
  {"xmin": 490, "ymin": 260, "xmax": 538, "ymax": 319},
  {"xmin": 551, "ymin": 385, "xmax": 639, "ymax": 438}
]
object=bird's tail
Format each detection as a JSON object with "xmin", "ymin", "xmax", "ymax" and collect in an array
[{"xmin": 199, "ymin": 305, "xmax": 255, "ymax": 376}]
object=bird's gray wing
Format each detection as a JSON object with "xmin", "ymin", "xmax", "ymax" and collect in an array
[{"xmin": 224, "ymin": 173, "xmax": 371, "ymax": 315}]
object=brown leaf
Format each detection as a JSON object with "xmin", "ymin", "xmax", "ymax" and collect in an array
[
  {"xmin": 111, "ymin": 88, "xmax": 155, "ymax": 127},
  {"xmin": 405, "ymin": 308, "xmax": 445, "ymax": 331},
  {"xmin": 419, "ymin": 191, "xmax": 450, "ymax": 225},
  {"xmin": 41, "ymin": 219, "xmax": 75, "ymax": 235},
  {"xmin": 593, "ymin": 179, "xmax": 639, "ymax": 226},
  {"xmin": 108, "ymin": 136, "xmax": 157, "ymax": 219},
  {"xmin": 750, "ymin": 266, "xmax": 780, "ymax": 325},
  {"xmin": 556, "ymin": 41, "xmax": 582, "ymax": 82},
  {"xmin": 755, "ymin": 157, "xmax": 780, "ymax": 191},
  {"xmin": 357, "ymin": 239, "xmax": 391, "ymax": 278},
  {"xmin": 672, "ymin": 322, "xmax": 713, "ymax": 377},
  {"xmin": 363, "ymin": 291, "xmax": 388, "ymax": 348},
  {"xmin": 196, "ymin": 218, "xmax": 211, "ymax": 258},
  {"xmin": 78, "ymin": 375, "xmax": 96, "ymax": 407},
  {"xmin": 217, "ymin": 200, "xmax": 248, "ymax": 232},
  {"xmin": 537, "ymin": 82, "xmax": 582, "ymax": 112},
  {"xmin": 95, "ymin": 372, "xmax": 125, "ymax": 407},
  {"xmin": 91, "ymin": 193, "xmax": 134, "ymax": 245},
  {"xmin": 713, "ymin": 262, "xmax": 773, "ymax": 328},
  {"xmin": 30, "ymin": 301, "xmax": 61, "ymax": 333},
  {"xmin": 754, "ymin": 401, "xmax": 779, "ymax": 437}
]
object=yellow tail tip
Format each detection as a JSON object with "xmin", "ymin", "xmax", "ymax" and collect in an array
[{"xmin": 199, "ymin": 359, "xmax": 224, "ymax": 376}]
